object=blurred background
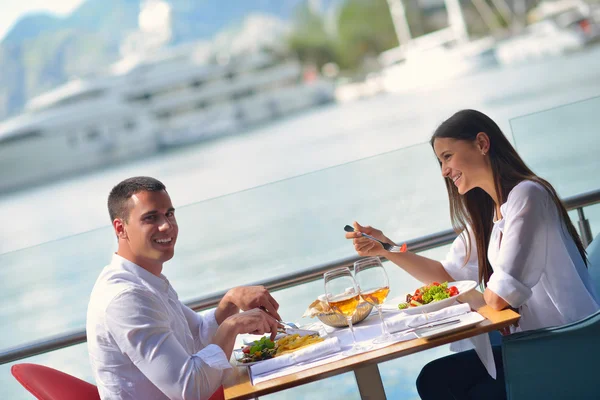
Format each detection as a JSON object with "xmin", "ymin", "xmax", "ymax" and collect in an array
[{"xmin": 1, "ymin": 0, "xmax": 600, "ymax": 399}]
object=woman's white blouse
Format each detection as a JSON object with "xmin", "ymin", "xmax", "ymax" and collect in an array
[{"xmin": 441, "ymin": 180, "xmax": 599, "ymax": 331}]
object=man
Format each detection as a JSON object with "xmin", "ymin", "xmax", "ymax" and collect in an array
[{"xmin": 87, "ymin": 176, "xmax": 281, "ymax": 400}]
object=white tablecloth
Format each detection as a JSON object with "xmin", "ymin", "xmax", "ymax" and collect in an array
[{"xmin": 245, "ymin": 303, "xmax": 495, "ymax": 384}]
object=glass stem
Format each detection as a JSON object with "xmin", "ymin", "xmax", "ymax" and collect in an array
[
  {"xmin": 347, "ymin": 317, "xmax": 358, "ymax": 344},
  {"xmin": 377, "ymin": 305, "xmax": 390, "ymax": 336}
]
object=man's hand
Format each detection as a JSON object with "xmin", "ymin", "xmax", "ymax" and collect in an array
[
  {"xmin": 213, "ymin": 308, "xmax": 282, "ymax": 358},
  {"xmin": 227, "ymin": 285, "xmax": 281, "ymax": 320},
  {"xmin": 215, "ymin": 285, "xmax": 281, "ymax": 324},
  {"xmin": 226, "ymin": 308, "xmax": 282, "ymax": 340}
]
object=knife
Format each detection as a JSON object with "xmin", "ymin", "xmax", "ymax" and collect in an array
[{"xmin": 395, "ymin": 318, "xmax": 461, "ymax": 335}]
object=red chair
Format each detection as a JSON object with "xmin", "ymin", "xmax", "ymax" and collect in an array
[
  {"xmin": 11, "ymin": 363, "xmax": 100, "ymax": 400},
  {"xmin": 209, "ymin": 385, "xmax": 225, "ymax": 400},
  {"xmin": 11, "ymin": 362, "xmax": 226, "ymax": 400}
]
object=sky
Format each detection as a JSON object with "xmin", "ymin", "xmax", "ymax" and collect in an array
[{"xmin": 0, "ymin": 0, "xmax": 85, "ymax": 41}]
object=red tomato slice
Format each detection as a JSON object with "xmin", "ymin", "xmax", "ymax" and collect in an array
[
  {"xmin": 412, "ymin": 295, "xmax": 423, "ymax": 302},
  {"xmin": 449, "ymin": 286, "xmax": 459, "ymax": 296},
  {"xmin": 242, "ymin": 346, "xmax": 251, "ymax": 354}
]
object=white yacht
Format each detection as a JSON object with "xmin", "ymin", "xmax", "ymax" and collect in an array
[
  {"xmin": 0, "ymin": 21, "xmax": 334, "ymax": 194},
  {"xmin": 375, "ymin": 0, "xmax": 497, "ymax": 94},
  {"xmin": 120, "ymin": 47, "xmax": 334, "ymax": 147},
  {"xmin": 376, "ymin": 29, "xmax": 497, "ymax": 93},
  {"xmin": 495, "ymin": 0, "xmax": 600, "ymax": 65},
  {"xmin": 0, "ymin": 76, "xmax": 159, "ymax": 194}
]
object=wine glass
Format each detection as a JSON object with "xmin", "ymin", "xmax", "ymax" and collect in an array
[
  {"xmin": 354, "ymin": 257, "xmax": 396, "ymax": 344},
  {"xmin": 324, "ymin": 267, "xmax": 369, "ymax": 355}
]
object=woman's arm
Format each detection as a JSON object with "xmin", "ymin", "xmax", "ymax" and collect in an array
[
  {"xmin": 384, "ymin": 251, "xmax": 454, "ymax": 284},
  {"xmin": 347, "ymin": 222, "xmax": 479, "ymax": 286},
  {"xmin": 483, "ymin": 288, "xmax": 509, "ymax": 310},
  {"xmin": 347, "ymin": 222, "xmax": 454, "ymax": 284},
  {"xmin": 486, "ymin": 181, "xmax": 552, "ymax": 310}
]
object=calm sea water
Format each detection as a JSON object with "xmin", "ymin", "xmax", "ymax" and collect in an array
[{"xmin": 1, "ymin": 46, "xmax": 600, "ymax": 399}]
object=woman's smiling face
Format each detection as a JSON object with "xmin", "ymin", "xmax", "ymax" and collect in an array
[{"xmin": 433, "ymin": 137, "xmax": 490, "ymax": 195}]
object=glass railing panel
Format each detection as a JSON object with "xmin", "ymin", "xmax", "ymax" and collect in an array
[
  {"xmin": 511, "ymin": 95, "xmax": 600, "ymax": 242},
  {"xmin": 0, "ymin": 229, "xmax": 116, "ymax": 348},
  {"xmin": 169, "ymin": 142, "xmax": 451, "ymax": 298},
  {"xmin": 0, "ymin": 142, "xmax": 451, "ymax": 349},
  {"xmin": 510, "ymin": 95, "xmax": 600, "ymax": 197}
]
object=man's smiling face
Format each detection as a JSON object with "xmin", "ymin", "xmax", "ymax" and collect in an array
[{"xmin": 117, "ymin": 189, "xmax": 178, "ymax": 270}]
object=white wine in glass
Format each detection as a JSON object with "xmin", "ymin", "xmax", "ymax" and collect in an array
[
  {"xmin": 354, "ymin": 257, "xmax": 396, "ymax": 344},
  {"xmin": 328, "ymin": 293, "xmax": 361, "ymax": 318},
  {"xmin": 324, "ymin": 267, "xmax": 369, "ymax": 355}
]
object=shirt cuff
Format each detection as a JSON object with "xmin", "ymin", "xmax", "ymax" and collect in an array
[
  {"xmin": 487, "ymin": 269, "xmax": 532, "ymax": 308},
  {"xmin": 196, "ymin": 344, "xmax": 233, "ymax": 371},
  {"xmin": 200, "ymin": 309, "xmax": 220, "ymax": 341}
]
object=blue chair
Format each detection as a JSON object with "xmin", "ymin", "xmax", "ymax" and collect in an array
[
  {"xmin": 586, "ymin": 235, "xmax": 600, "ymax": 296},
  {"xmin": 502, "ymin": 234, "xmax": 600, "ymax": 399}
]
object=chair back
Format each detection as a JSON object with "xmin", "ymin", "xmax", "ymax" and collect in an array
[
  {"xmin": 209, "ymin": 385, "xmax": 226, "ymax": 400},
  {"xmin": 501, "ymin": 234, "xmax": 600, "ymax": 399},
  {"xmin": 11, "ymin": 362, "xmax": 225, "ymax": 400},
  {"xmin": 502, "ymin": 308, "xmax": 600, "ymax": 399},
  {"xmin": 11, "ymin": 363, "xmax": 100, "ymax": 400}
]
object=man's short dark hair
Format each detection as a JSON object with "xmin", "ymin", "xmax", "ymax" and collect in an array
[{"xmin": 108, "ymin": 176, "xmax": 166, "ymax": 222}]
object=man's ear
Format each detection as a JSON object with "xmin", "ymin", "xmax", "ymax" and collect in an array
[{"xmin": 113, "ymin": 218, "xmax": 128, "ymax": 240}]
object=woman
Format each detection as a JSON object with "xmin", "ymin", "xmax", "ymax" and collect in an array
[{"xmin": 346, "ymin": 109, "xmax": 599, "ymax": 399}]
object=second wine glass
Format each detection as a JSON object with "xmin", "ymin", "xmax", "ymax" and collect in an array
[{"xmin": 354, "ymin": 257, "xmax": 396, "ymax": 344}]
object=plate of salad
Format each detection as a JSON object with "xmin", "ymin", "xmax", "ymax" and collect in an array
[
  {"xmin": 234, "ymin": 337, "xmax": 277, "ymax": 366},
  {"xmin": 234, "ymin": 334, "xmax": 325, "ymax": 366},
  {"xmin": 383, "ymin": 280, "xmax": 477, "ymax": 315}
]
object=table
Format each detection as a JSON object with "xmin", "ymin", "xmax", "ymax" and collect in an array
[{"xmin": 223, "ymin": 292, "xmax": 520, "ymax": 399}]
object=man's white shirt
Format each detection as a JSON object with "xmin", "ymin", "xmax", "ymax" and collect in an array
[{"xmin": 87, "ymin": 254, "xmax": 232, "ymax": 400}]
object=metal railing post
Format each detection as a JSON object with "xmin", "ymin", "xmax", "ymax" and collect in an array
[{"xmin": 577, "ymin": 207, "xmax": 594, "ymax": 248}]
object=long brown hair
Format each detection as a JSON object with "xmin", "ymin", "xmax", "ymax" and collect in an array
[{"xmin": 430, "ymin": 109, "xmax": 587, "ymax": 286}]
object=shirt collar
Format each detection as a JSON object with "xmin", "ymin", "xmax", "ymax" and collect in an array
[
  {"xmin": 111, "ymin": 253, "xmax": 170, "ymax": 293},
  {"xmin": 493, "ymin": 202, "xmax": 508, "ymax": 232}
]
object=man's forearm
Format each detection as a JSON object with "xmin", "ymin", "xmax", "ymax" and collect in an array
[{"xmin": 212, "ymin": 319, "xmax": 238, "ymax": 359}]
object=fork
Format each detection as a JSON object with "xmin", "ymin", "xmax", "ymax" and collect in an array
[
  {"xmin": 278, "ymin": 322, "xmax": 298, "ymax": 332},
  {"xmin": 344, "ymin": 225, "xmax": 407, "ymax": 253}
]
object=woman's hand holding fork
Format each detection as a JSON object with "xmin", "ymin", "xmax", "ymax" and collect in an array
[{"xmin": 345, "ymin": 221, "xmax": 397, "ymax": 257}]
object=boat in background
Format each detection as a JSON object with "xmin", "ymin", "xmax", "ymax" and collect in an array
[
  {"xmin": 0, "ymin": 2, "xmax": 334, "ymax": 195},
  {"xmin": 0, "ymin": 76, "xmax": 159, "ymax": 195},
  {"xmin": 495, "ymin": 0, "xmax": 600, "ymax": 65},
  {"xmin": 374, "ymin": 0, "xmax": 498, "ymax": 94},
  {"xmin": 376, "ymin": 29, "xmax": 497, "ymax": 93}
]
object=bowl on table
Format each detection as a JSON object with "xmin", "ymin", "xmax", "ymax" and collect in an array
[{"xmin": 316, "ymin": 301, "xmax": 373, "ymax": 328}]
